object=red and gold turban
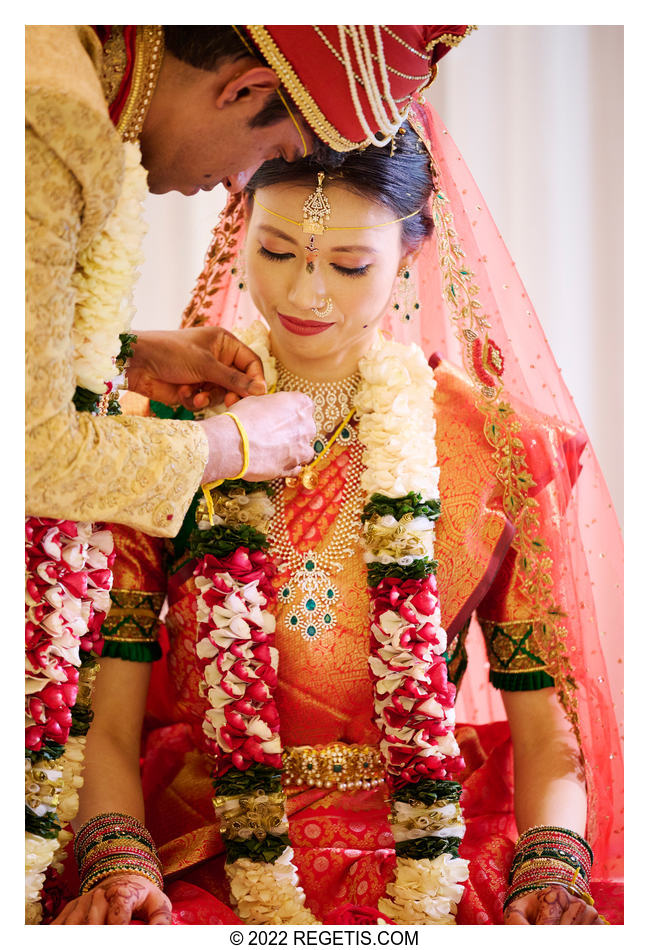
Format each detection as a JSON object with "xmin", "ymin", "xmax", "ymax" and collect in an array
[{"xmin": 243, "ymin": 26, "xmax": 475, "ymax": 151}]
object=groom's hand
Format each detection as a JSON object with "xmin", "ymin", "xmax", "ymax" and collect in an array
[{"xmin": 127, "ymin": 327, "xmax": 267, "ymax": 410}]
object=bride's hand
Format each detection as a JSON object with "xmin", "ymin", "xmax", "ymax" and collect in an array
[
  {"xmin": 50, "ymin": 872, "xmax": 172, "ymax": 925},
  {"xmin": 504, "ymin": 884, "xmax": 604, "ymax": 925}
]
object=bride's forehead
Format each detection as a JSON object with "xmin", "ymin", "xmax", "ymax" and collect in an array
[{"xmin": 251, "ymin": 182, "xmax": 395, "ymax": 233}]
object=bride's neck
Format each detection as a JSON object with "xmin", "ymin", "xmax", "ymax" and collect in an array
[{"xmin": 268, "ymin": 330, "xmax": 378, "ymax": 382}]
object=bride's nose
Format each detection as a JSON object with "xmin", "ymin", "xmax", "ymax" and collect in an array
[{"xmin": 286, "ymin": 265, "xmax": 325, "ymax": 312}]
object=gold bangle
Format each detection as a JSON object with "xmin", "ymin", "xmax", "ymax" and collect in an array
[
  {"xmin": 202, "ymin": 411, "xmax": 251, "ymax": 522},
  {"xmin": 80, "ymin": 863, "xmax": 163, "ymax": 894}
]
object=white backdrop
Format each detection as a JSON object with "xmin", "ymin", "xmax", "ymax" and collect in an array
[{"xmin": 132, "ymin": 25, "xmax": 623, "ymax": 524}]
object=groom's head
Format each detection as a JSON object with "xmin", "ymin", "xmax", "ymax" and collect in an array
[
  {"xmin": 140, "ymin": 26, "xmax": 470, "ymax": 196},
  {"xmin": 141, "ymin": 26, "xmax": 320, "ymax": 196}
]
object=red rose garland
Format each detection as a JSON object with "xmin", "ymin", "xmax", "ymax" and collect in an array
[
  {"xmin": 194, "ymin": 549, "xmax": 281, "ymax": 775},
  {"xmin": 189, "ymin": 331, "xmax": 470, "ymax": 925},
  {"xmin": 25, "ymin": 518, "xmax": 115, "ymax": 923}
]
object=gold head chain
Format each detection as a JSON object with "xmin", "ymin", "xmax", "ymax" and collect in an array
[{"xmin": 253, "ymin": 171, "xmax": 420, "ymax": 273}]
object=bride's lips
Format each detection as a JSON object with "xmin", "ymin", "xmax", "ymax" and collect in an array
[{"xmin": 277, "ymin": 313, "xmax": 334, "ymax": 336}]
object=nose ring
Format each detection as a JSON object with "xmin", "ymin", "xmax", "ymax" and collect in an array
[{"xmin": 311, "ymin": 298, "xmax": 333, "ymax": 319}]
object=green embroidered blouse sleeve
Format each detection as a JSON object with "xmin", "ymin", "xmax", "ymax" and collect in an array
[{"xmin": 476, "ymin": 618, "xmax": 554, "ymax": 691}]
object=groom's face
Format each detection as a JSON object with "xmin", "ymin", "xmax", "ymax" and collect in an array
[
  {"xmin": 141, "ymin": 111, "xmax": 311, "ymax": 197},
  {"xmin": 140, "ymin": 55, "xmax": 314, "ymax": 196}
]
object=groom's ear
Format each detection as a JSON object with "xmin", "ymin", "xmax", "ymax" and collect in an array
[{"xmin": 215, "ymin": 65, "xmax": 280, "ymax": 110}]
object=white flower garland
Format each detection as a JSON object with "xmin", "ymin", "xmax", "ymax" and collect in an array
[
  {"xmin": 358, "ymin": 338, "xmax": 468, "ymax": 924},
  {"xmin": 25, "ymin": 141, "xmax": 147, "ymax": 923},
  {"xmin": 71, "ymin": 142, "xmax": 148, "ymax": 393},
  {"xmin": 195, "ymin": 325, "xmax": 469, "ymax": 924}
]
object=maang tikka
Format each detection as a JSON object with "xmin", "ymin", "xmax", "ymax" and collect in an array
[{"xmin": 302, "ymin": 172, "xmax": 331, "ymax": 274}]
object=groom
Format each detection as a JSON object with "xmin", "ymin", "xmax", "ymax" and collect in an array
[{"xmin": 26, "ymin": 25, "xmax": 472, "ymax": 534}]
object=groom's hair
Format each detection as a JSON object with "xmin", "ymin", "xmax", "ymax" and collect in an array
[{"xmin": 163, "ymin": 26, "xmax": 287, "ymax": 129}]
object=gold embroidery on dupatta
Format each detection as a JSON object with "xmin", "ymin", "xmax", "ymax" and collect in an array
[
  {"xmin": 182, "ymin": 195, "xmax": 246, "ymax": 328},
  {"xmin": 408, "ymin": 109, "xmax": 580, "ymax": 738}
]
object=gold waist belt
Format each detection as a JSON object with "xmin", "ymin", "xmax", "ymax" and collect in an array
[{"xmin": 283, "ymin": 743, "xmax": 385, "ymax": 791}]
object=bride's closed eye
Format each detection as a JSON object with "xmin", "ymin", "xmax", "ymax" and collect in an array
[
  {"xmin": 258, "ymin": 245, "xmax": 294, "ymax": 262},
  {"xmin": 258, "ymin": 243, "xmax": 371, "ymax": 278},
  {"xmin": 331, "ymin": 263, "xmax": 371, "ymax": 278}
]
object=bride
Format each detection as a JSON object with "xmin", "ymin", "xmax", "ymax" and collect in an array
[{"xmin": 50, "ymin": 102, "xmax": 622, "ymax": 926}]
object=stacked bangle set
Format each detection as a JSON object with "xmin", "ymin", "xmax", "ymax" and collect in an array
[
  {"xmin": 505, "ymin": 825, "xmax": 593, "ymax": 909},
  {"xmin": 75, "ymin": 812, "xmax": 163, "ymax": 894}
]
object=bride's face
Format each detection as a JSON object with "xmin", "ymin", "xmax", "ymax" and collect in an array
[{"xmin": 244, "ymin": 182, "xmax": 405, "ymax": 378}]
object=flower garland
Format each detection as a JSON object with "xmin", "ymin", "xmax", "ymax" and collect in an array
[
  {"xmin": 24, "ymin": 141, "xmax": 148, "ymax": 924},
  {"xmin": 190, "ymin": 325, "xmax": 469, "ymax": 924},
  {"xmin": 71, "ymin": 142, "xmax": 148, "ymax": 396}
]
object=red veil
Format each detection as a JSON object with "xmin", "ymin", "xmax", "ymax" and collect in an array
[{"xmin": 181, "ymin": 101, "xmax": 623, "ymax": 882}]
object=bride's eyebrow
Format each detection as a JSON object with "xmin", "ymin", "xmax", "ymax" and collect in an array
[
  {"xmin": 331, "ymin": 244, "xmax": 377, "ymax": 254},
  {"xmin": 258, "ymin": 224, "xmax": 298, "ymax": 246}
]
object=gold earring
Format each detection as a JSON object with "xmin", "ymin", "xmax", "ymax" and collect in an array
[
  {"xmin": 231, "ymin": 252, "xmax": 247, "ymax": 293},
  {"xmin": 311, "ymin": 298, "xmax": 333, "ymax": 319},
  {"xmin": 392, "ymin": 265, "xmax": 420, "ymax": 323}
]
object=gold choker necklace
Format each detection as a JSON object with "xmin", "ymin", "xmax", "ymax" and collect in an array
[{"xmin": 276, "ymin": 362, "xmax": 360, "ymax": 442}]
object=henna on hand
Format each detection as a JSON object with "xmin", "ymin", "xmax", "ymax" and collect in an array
[
  {"xmin": 504, "ymin": 884, "xmax": 604, "ymax": 926},
  {"xmin": 50, "ymin": 872, "xmax": 172, "ymax": 925},
  {"xmin": 535, "ymin": 885, "xmax": 570, "ymax": 924}
]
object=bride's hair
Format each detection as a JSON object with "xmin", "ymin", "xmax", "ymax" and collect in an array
[{"xmin": 246, "ymin": 122, "xmax": 434, "ymax": 252}]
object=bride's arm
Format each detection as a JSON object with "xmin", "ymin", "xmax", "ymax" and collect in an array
[
  {"xmin": 51, "ymin": 658, "xmax": 171, "ymax": 925},
  {"xmin": 502, "ymin": 687, "xmax": 601, "ymax": 925},
  {"xmin": 73, "ymin": 657, "xmax": 150, "ymax": 827},
  {"xmin": 503, "ymin": 687, "xmax": 586, "ymax": 834}
]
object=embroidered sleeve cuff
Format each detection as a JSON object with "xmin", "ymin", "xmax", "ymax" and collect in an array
[
  {"xmin": 100, "ymin": 589, "xmax": 165, "ymax": 662},
  {"xmin": 477, "ymin": 618, "xmax": 555, "ymax": 691}
]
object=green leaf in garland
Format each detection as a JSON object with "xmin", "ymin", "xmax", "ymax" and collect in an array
[
  {"xmin": 70, "ymin": 704, "xmax": 94, "ymax": 737},
  {"xmin": 367, "ymin": 557, "xmax": 437, "ymax": 587},
  {"xmin": 185, "ymin": 523, "xmax": 269, "ymax": 562},
  {"xmin": 395, "ymin": 835, "xmax": 462, "ymax": 860},
  {"xmin": 25, "ymin": 807, "xmax": 61, "ymax": 839},
  {"xmin": 392, "ymin": 778, "xmax": 462, "ymax": 807},
  {"xmin": 72, "ymin": 386, "xmax": 100, "ymax": 414},
  {"xmin": 362, "ymin": 492, "xmax": 441, "ymax": 523},
  {"xmin": 106, "ymin": 395, "xmax": 122, "ymax": 415},
  {"xmin": 224, "ymin": 834, "xmax": 290, "ymax": 865},
  {"xmin": 214, "ymin": 764, "xmax": 283, "ymax": 799},
  {"xmin": 117, "ymin": 332, "xmax": 138, "ymax": 364},
  {"xmin": 25, "ymin": 740, "xmax": 66, "ymax": 764}
]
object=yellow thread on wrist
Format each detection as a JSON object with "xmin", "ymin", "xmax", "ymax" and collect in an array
[
  {"xmin": 201, "ymin": 412, "xmax": 251, "ymax": 524},
  {"xmin": 568, "ymin": 867, "xmax": 609, "ymax": 924}
]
